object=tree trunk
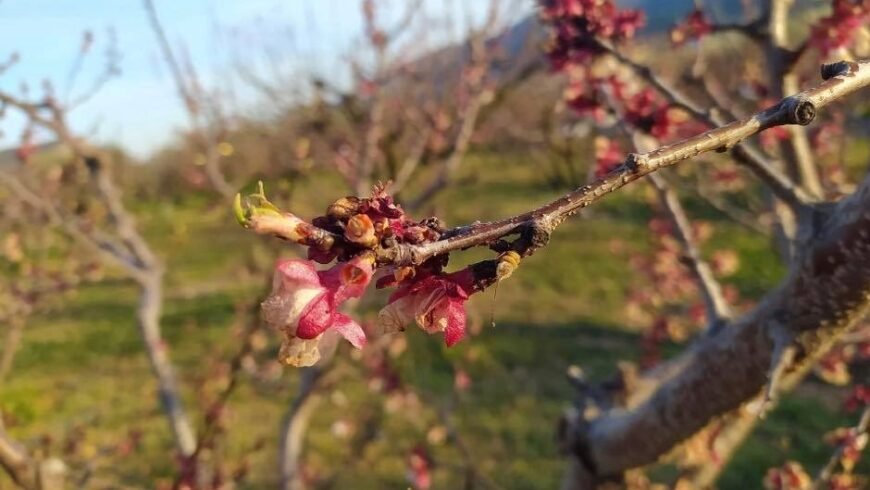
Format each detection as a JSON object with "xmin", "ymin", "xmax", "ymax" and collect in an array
[
  {"xmin": 279, "ymin": 366, "xmax": 324, "ymax": 490},
  {"xmin": 136, "ymin": 271, "xmax": 197, "ymax": 457}
]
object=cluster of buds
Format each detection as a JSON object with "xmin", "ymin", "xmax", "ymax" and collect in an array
[
  {"xmin": 814, "ymin": 342, "xmax": 869, "ymax": 386},
  {"xmin": 828, "ymin": 474, "xmax": 864, "ymax": 490},
  {"xmin": 845, "ymin": 384, "xmax": 869, "ymax": 412},
  {"xmin": 824, "ymin": 426, "xmax": 868, "ymax": 473},
  {"xmin": 540, "ymin": 0, "xmax": 709, "ymax": 156},
  {"xmin": 763, "ymin": 461, "xmax": 812, "ymax": 490},
  {"xmin": 236, "ymin": 183, "xmax": 517, "ymax": 367},
  {"xmin": 540, "ymin": 0, "xmax": 654, "ymax": 137},
  {"xmin": 540, "ymin": 0, "xmax": 644, "ymax": 70},
  {"xmin": 809, "ymin": 0, "xmax": 870, "ymax": 57},
  {"xmin": 361, "ymin": 0, "xmax": 388, "ymax": 49},
  {"xmin": 621, "ymin": 88, "xmax": 681, "ymax": 140},
  {"xmin": 593, "ymin": 136, "xmax": 623, "ymax": 178}
]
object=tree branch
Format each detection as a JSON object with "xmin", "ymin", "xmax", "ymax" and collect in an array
[
  {"xmin": 0, "ymin": 171, "xmax": 143, "ymax": 279},
  {"xmin": 0, "ymin": 420, "xmax": 34, "ymax": 489},
  {"xmin": 604, "ymin": 93, "xmax": 735, "ymax": 328},
  {"xmin": 649, "ymin": 173, "xmax": 733, "ymax": 325},
  {"xmin": 279, "ymin": 366, "xmax": 326, "ymax": 490},
  {"xmin": 143, "ymin": 0, "xmax": 235, "ymax": 199},
  {"xmin": 376, "ymin": 60, "xmax": 870, "ymax": 269},
  {"xmin": 813, "ymin": 406, "xmax": 870, "ymax": 488},
  {"xmin": 594, "ymin": 38, "xmax": 814, "ymax": 210},
  {"xmin": 0, "ymin": 418, "xmax": 67, "ymax": 490},
  {"xmin": 763, "ymin": 0, "xmax": 825, "ymax": 199}
]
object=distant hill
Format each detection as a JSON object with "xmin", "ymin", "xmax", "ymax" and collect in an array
[
  {"xmin": 621, "ymin": 0, "xmax": 747, "ymax": 32},
  {"xmin": 495, "ymin": 0, "xmax": 750, "ymax": 64}
]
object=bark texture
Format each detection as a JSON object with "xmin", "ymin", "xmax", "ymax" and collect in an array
[{"xmin": 560, "ymin": 169, "xmax": 870, "ymax": 487}]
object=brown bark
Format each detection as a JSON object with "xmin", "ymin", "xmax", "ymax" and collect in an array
[{"xmin": 560, "ymin": 168, "xmax": 870, "ymax": 488}]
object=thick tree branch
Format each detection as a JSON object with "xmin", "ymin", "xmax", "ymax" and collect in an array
[{"xmin": 560, "ymin": 163, "xmax": 870, "ymax": 485}]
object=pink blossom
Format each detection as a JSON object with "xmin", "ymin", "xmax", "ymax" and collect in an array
[
  {"xmin": 593, "ymin": 136, "xmax": 623, "ymax": 178},
  {"xmin": 845, "ymin": 384, "xmax": 869, "ymax": 412},
  {"xmin": 262, "ymin": 256, "xmax": 374, "ymax": 366},
  {"xmin": 670, "ymin": 8, "xmax": 712, "ymax": 46},
  {"xmin": 407, "ymin": 445, "xmax": 432, "ymax": 490},
  {"xmin": 809, "ymin": 0, "xmax": 869, "ymax": 56},
  {"xmin": 763, "ymin": 461, "xmax": 811, "ymax": 490},
  {"xmin": 378, "ymin": 270, "xmax": 474, "ymax": 347}
]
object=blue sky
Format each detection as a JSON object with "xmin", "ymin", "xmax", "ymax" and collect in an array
[{"xmin": 0, "ymin": 0, "xmax": 532, "ymax": 159}]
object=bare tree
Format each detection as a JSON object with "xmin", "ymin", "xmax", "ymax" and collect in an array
[
  {"xmin": 143, "ymin": 0, "xmax": 236, "ymax": 200},
  {"xmin": 0, "ymin": 89, "xmax": 197, "ymax": 461}
]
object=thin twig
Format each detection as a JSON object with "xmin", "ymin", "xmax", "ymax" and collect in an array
[
  {"xmin": 594, "ymin": 38, "xmax": 813, "ymax": 209},
  {"xmin": 649, "ymin": 173, "xmax": 733, "ymax": 324},
  {"xmin": 813, "ymin": 406, "xmax": 870, "ymax": 488}
]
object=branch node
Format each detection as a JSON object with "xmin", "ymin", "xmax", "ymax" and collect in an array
[
  {"xmin": 758, "ymin": 331, "xmax": 798, "ymax": 418},
  {"xmin": 793, "ymin": 99, "xmax": 816, "ymax": 126},
  {"xmin": 625, "ymin": 153, "xmax": 646, "ymax": 172},
  {"xmin": 820, "ymin": 61, "xmax": 851, "ymax": 81}
]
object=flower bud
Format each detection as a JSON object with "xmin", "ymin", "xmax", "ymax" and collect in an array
[
  {"xmin": 327, "ymin": 196, "xmax": 361, "ymax": 220},
  {"xmin": 496, "ymin": 251, "xmax": 521, "ymax": 281},
  {"xmin": 345, "ymin": 214, "xmax": 378, "ymax": 248}
]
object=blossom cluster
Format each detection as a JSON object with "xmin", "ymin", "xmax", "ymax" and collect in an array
[
  {"xmin": 809, "ymin": 0, "xmax": 870, "ymax": 57},
  {"xmin": 540, "ymin": 1, "xmax": 646, "ymax": 125},
  {"xmin": 540, "ymin": 0, "xmax": 644, "ymax": 70},
  {"xmin": 763, "ymin": 461, "xmax": 812, "ymax": 490},
  {"xmin": 539, "ymin": 0, "xmax": 706, "ymax": 152},
  {"xmin": 238, "ymin": 184, "xmax": 483, "ymax": 367},
  {"xmin": 824, "ymin": 426, "xmax": 868, "ymax": 473},
  {"xmin": 620, "ymin": 217, "xmax": 740, "ymax": 367}
]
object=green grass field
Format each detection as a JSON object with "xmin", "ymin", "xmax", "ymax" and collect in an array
[{"xmin": 1, "ymin": 151, "xmax": 865, "ymax": 488}]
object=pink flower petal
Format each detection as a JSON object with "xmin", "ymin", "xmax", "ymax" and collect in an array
[
  {"xmin": 332, "ymin": 313, "xmax": 367, "ymax": 349},
  {"xmin": 381, "ymin": 272, "xmax": 472, "ymax": 346},
  {"xmin": 295, "ymin": 293, "xmax": 334, "ymax": 339},
  {"xmin": 378, "ymin": 296, "xmax": 416, "ymax": 333},
  {"xmin": 439, "ymin": 299, "xmax": 467, "ymax": 347},
  {"xmin": 320, "ymin": 255, "xmax": 374, "ymax": 303},
  {"xmin": 274, "ymin": 259, "xmax": 322, "ymax": 288}
]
